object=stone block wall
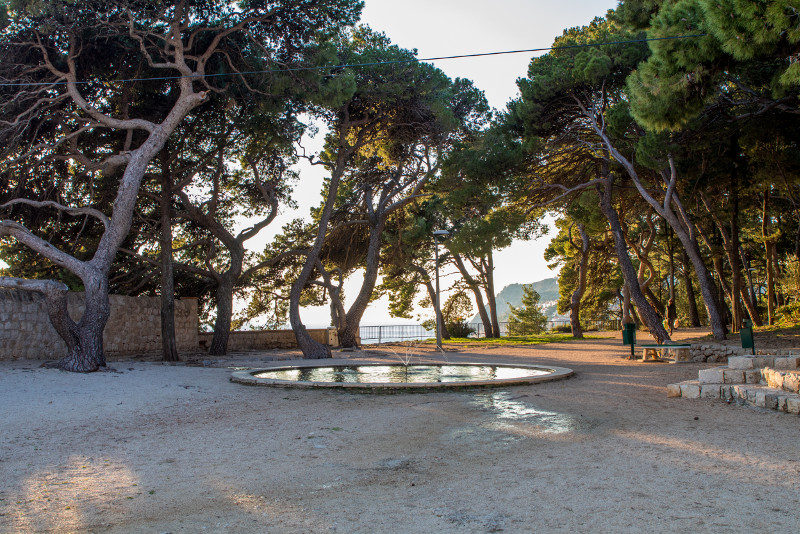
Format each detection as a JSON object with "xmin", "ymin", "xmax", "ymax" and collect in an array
[
  {"xmin": 198, "ymin": 328, "xmax": 339, "ymax": 351},
  {"xmin": 0, "ymin": 289, "xmax": 198, "ymax": 360},
  {"xmin": 689, "ymin": 344, "xmax": 800, "ymax": 363}
]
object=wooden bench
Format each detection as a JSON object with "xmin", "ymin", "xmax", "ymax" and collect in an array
[{"xmin": 637, "ymin": 343, "xmax": 692, "ymax": 363}]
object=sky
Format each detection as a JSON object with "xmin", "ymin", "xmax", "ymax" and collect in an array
[{"xmin": 266, "ymin": 0, "xmax": 621, "ymax": 327}]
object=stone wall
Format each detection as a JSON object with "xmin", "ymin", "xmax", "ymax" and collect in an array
[
  {"xmin": 198, "ymin": 328, "xmax": 339, "ymax": 351},
  {"xmin": 690, "ymin": 343, "xmax": 800, "ymax": 363},
  {"xmin": 0, "ymin": 289, "xmax": 198, "ymax": 360}
]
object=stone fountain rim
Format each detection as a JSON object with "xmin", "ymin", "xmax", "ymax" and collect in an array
[{"xmin": 230, "ymin": 362, "xmax": 574, "ymax": 390}]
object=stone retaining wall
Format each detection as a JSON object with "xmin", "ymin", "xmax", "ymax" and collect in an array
[
  {"xmin": 0, "ymin": 289, "xmax": 198, "ymax": 360},
  {"xmin": 689, "ymin": 344, "xmax": 799, "ymax": 363},
  {"xmin": 198, "ymin": 328, "xmax": 340, "ymax": 351}
]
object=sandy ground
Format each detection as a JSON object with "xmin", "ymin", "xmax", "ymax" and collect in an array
[{"xmin": 1, "ymin": 329, "xmax": 799, "ymax": 533}]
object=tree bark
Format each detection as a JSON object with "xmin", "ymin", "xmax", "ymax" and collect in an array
[
  {"xmin": 763, "ymin": 189, "xmax": 776, "ymax": 324},
  {"xmin": 338, "ymin": 219, "xmax": 386, "ymax": 348},
  {"xmin": 209, "ymin": 278, "xmax": 235, "ymax": 356},
  {"xmin": 0, "ymin": 277, "xmax": 107, "ymax": 371},
  {"xmin": 289, "ymin": 143, "xmax": 354, "ymax": 359},
  {"xmin": 729, "ymin": 176, "xmax": 743, "ymax": 330},
  {"xmin": 569, "ymin": 223, "xmax": 589, "ymax": 339},
  {"xmin": 582, "ymin": 104, "xmax": 726, "ymax": 340},
  {"xmin": 596, "ymin": 176, "xmax": 670, "ymax": 343},
  {"xmin": 60, "ymin": 277, "xmax": 110, "ymax": 372},
  {"xmin": 159, "ymin": 150, "xmax": 179, "ymax": 362},
  {"xmin": 411, "ymin": 265, "xmax": 450, "ymax": 339},
  {"xmin": 483, "ymin": 252, "xmax": 501, "ymax": 338},
  {"xmin": 621, "ymin": 283, "xmax": 633, "ymax": 325},
  {"xmin": 451, "ymin": 252, "xmax": 492, "ymax": 336},
  {"xmin": 682, "ymin": 250, "xmax": 701, "ymax": 327}
]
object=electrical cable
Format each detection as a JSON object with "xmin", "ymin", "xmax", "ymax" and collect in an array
[{"xmin": 0, "ymin": 34, "xmax": 705, "ymax": 87}]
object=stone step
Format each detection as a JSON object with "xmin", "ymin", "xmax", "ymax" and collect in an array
[
  {"xmin": 697, "ymin": 366, "xmax": 762, "ymax": 385},
  {"xmin": 667, "ymin": 379, "xmax": 800, "ymax": 414},
  {"xmin": 728, "ymin": 355, "xmax": 800, "ymax": 370},
  {"xmin": 762, "ymin": 368, "xmax": 800, "ymax": 394}
]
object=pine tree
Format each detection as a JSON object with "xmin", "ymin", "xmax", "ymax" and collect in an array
[{"xmin": 507, "ymin": 285, "xmax": 548, "ymax": 335}]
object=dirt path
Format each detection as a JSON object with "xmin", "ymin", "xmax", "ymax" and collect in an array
[{"xmin": 1, "ymin": 331, "xmax": 799, "ymax": 533}]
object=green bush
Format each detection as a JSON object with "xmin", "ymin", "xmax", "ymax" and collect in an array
[
  {"xmin": 775, "ymin": 302, "xmax": 800, "ymax": 324},
  {"xmin": 447, "ymin": 321, "xmax": 476, "ymax": 338},
  {"xmin": 553, "ymin": 324, "xmax": 572, "ymax": 333}
]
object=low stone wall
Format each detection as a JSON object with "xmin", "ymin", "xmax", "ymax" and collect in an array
[
  {"xmin": 0, "ymin": 289, "xmax": 198, "ymax": 360},
  {"xmin": 198, "ymin": 328, "xmax": 339, "ymax": 351},
  {"xmin": 690, "ymin": 343, "xmax": 800, "ymax": 363}
]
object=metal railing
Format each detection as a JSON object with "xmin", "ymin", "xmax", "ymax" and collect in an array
[
  {"xmin": 359, "ymin": 319, "xmax": 622, "ymax": 344},
  {"xmin": 359, "ymin": 324, "xmax": 435, "ymax": 344},
  {"xmin": 469, "ymin": 319, "xmax": 623, "ymax": 337}
]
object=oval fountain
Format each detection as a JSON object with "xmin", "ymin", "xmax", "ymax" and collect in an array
[{"xmin": 230, "ymin": 362, "xmax": 573, "ymax": 391}]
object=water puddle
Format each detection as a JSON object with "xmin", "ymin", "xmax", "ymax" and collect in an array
[{"xmin": 471, "ymin": 391, "xmax": 580, "ymax": 435}]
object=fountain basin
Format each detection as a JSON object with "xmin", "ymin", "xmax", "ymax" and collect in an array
[{"xmin": 230, "ymin": 363, "xmax": 573, "ymax": 390}]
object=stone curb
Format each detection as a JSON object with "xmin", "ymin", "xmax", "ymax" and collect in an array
[{"xmin": 230, "ymin": 363, "xmax": 574, "ymax": 391}]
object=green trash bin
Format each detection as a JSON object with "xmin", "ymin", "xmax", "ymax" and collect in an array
[
  {"xmin": 740, "ymin": 326, "xmax": 755, "ymax": 355},
  {"xmin": 622, "ymin": 323, "xmax": 636, "ymax": 358}
]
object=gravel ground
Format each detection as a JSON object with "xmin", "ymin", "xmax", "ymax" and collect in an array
[{"xmin": 1, "ymin": 329, "xmax": 799, "ymax": 533}]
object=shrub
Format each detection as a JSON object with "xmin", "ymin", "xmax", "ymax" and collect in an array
[
  {"xmin": 775, "ymin": 302, "xmax": 800, "ymax": 325},
  {"xmin": 447, "ymin": 321, "xmax": 476, "ymax": 338}
]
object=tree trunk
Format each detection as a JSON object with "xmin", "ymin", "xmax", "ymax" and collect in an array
[
  {"xmin": 209, "ymin": 277, "xmax": 236, "ymax": 356},
  {"xmin": 208, "ymin": 247, "xmax": 245, "ymax": 356},
  {"xmin": 0, "ymin": 277, "xmax": 106, "ymax": 372},
  {"xmin": 682, "ymin": 250, "xmax": 701, "ymax": 327},
  {"xmin": 159, "ymin": 152, "xmax": 179, "ymax": 362},
  {"xmin": 596, "ymin": 178, "xmax": 670, "ymax": 343},
  {"xmin": 411, "ymin": 265, "xmax": 451, "ymax": 339},
  {"xmin": 484, "ymin": 252, "xmax": 501, "ymax": 338},
  {"xmin": 700, "ymin": 191, "xmax": 762, "ymax": 327},
  {"xmin": 289, "ymin": 150, "xmax": 352, "ymax": 359},
  {"xmin": 588, "ymin": 118, "xmax": 726, "ymax": 340},
  {"xmin": 763, "ymin": 190, "xmax": 776, "ymax": 325},
  {"xmin": 569, "ymin": 223, "xmax": 589, "ymax": 339},
  {"xmin": 451, "ymin": 252, "xmax": 492, "ymax": 336},
  {"xmin": 62, "ymin": 276, "xmax": 110, "ymax": 372},
  {"xmin": 621, "ymin": 283, "xmax": 633, "ymax": 324},
  {"xmin": 729, "ymin": 179, "xmax": 743, "ymax": 330},
  {"xmin": 339, "ymin": 219, "xmax": 386, "ymax": 349},
  {"xmin": 766, "ymin": 239, "xmax": 776, "ymax": 323},
  {"xmin": 645, "ymin": 286, "xmax": 666, "ymax": 318}
]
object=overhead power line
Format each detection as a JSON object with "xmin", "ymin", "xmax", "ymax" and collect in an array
[{"xmin": 0, "ymin": 34, "xmax": 705, "ymax": 87}]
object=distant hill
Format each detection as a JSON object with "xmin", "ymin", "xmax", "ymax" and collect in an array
[{"xmin": 470, "ymin": 278, "xmax": 568, "ymax": 323}]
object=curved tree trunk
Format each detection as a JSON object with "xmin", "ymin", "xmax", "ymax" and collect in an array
[
  {"xmin": 61, "ymin": 275, "xmax": 110, "ymax": 372},
  {"xmin": 569, "ymin": 223, "xmax": 589, "ymax": 339},
  {"xmin": 289, "ymin": 150, "xmax": 352, "ymax": 359},
  {"xmin": 0, "ymin": 277, "xmax": 106, "ymax": 372},
  {"xmin": 586, "ymin": 111, "xmax": 726, "ymax": 340},
  {"xmin": 411, "ymin": 265, "xmax": 450, "ymax": 339},
  {"xmin": 339, "ymin": 220, "xmax": 385, "ymax": 348},
  {"xmin": 484, "ymin": 252, "xmax": 501, "ymax": 338},
  {"xmin": 597, "ymin": 178, "xmax": 670, "ymax": 343},
  {"xmin": 621, "ymin": 283, "xmax": 633, "ymax": 324},
  {"xmin": 451, "ymin": 253, "xmax": 491, "ymax": 337}
]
